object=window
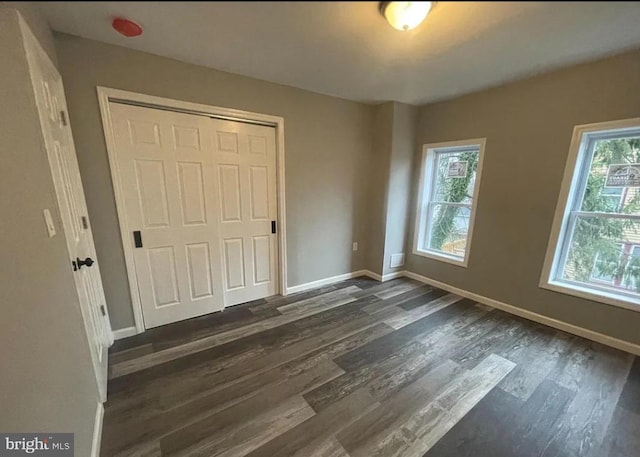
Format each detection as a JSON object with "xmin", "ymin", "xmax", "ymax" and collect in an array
[
  {"xmin": 542, "ymin": 119, "xmax": 640, "ymax": 310},
  {"xmin": 413, "ymin": 139, "xmax": 486, "ymax": 267}
]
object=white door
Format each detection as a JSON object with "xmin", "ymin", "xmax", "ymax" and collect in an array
[
  {"xmin": 110, "ymin": 103, "xmax": 226, "ymax": 328},
  {"xmin": 22, "ymin": 23, "xmax": 112, "ymax": 400},
  {"xmin": 211, "ymin": 119, "xmax": 278, "ymax": 306}
]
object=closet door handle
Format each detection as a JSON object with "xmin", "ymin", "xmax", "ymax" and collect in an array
[{"xmin": 133, "ymin": 230, "xmax": 143, "ymax": 248}]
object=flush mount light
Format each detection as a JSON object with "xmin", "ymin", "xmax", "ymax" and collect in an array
[{"xmin": 380, "ymin": 1, "xmax": 434, "ymax": 31}]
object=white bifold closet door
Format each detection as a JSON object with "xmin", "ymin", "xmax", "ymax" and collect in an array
[{"xmin": 110, "ymin": 103, "xmax": 277, "ymax": 328}]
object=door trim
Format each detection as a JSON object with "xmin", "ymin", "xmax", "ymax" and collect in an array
[
  {"xmin": 90, "ymin": 402, "xmax": 104, "ymax": 457},
  {"xmin": 97, "ymin": 87, "xmax": 288, "ymax": 334}
]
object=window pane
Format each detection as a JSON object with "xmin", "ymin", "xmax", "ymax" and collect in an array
[
  {"xmin": 627, "ymin": 246, "xmax": 640, "ymax": 291},
  {"xmin": 561, "ymin": 216, "xmax": 640, "ymax": 295},
  {"xmin": 426, "ymin": 204, "xmax": 471, "ymax": 258},
  {"xmin": 579, "ymin": 136, "xmax": 640, "ymax": 214},
  {"xmin": 433, "ymin": 149, "xmax": 479, "ymax": 204},
  {"xmin": 589, "ymin": 245, "xmax": 622, "ymax": 284}
]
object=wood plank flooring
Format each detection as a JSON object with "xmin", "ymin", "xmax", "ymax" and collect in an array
[{"xmin": 103, "ymin": 277, "xmax": 639, "ymax": 457}]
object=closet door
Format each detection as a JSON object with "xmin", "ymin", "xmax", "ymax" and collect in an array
[
  {"xmin": 110, "ymin": 103, "xmax": 224, "ymax": 328},
  {"xmin": 211, "ymin": 119, "xmax": 278, "ymax": 306}
]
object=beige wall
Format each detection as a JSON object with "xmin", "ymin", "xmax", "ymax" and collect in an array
[
  {"xmin": 366, "ymin": 102, "xmax": 394, "ymax": 275},
  {"xmin": 383, "ymin": 102, "xmax": 417, "ymax": 276},
  {"xmin": 366, "ymin": 102, "xmax": 418, "ymax": 277},
  {"xmin": 407, "ymin": 49, "xmax": 640, "ymax": 344},
  {"xmin": 366, "ymin": 102, "xmax": 418, "ymax": 275},
  {"xmin": 0, "ymin": 10, "xmax": 98, "ymax": 456},
  {"xmin": 53, "ymin": 33, "xmax": 375, "ymax": 330},
  {"xmin": 1, "ymin": 2, "xmax": 57, "ymax": 65}
]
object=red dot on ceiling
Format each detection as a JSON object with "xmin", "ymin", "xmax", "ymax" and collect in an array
[{"xmin": 112, "ymin": 18, "xmax": 143, "ymax": 37}]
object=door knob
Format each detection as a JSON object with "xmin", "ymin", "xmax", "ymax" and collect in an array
[{"xmin": 76, "ymin": 257, "xmax": 95, "ymax": 269}]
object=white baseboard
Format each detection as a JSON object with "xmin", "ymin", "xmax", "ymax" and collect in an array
[
  {"xmin": 381, "ymin": 270, "xmax": 406, "ymax": 282},
  {"xmin": 363, "ymin": 270, "xmax": 382, "ymax": 281},
  {"xmin": 113, "ymin": 326, "xmax": 137, "ymax": 340},
  {"xmin": 366, "ymin": 270, "xmax": 404, "ymax": 282},
  {"xmin": 90, "ymin": 402, "xmax": 104, "ymax": 457},
  {"xmin": 286, "ymin": 270, "xmax": 374, "ymax": 294},
  {"xmin": 402, "ymin": 270, "xmax": 640, "ymax": 356}
]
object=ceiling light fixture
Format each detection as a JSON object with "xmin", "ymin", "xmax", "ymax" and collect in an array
[{"xmin": 380, "ymin": 2, "xmax": 434, "ymax": 31}]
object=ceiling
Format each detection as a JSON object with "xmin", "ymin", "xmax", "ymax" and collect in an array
[{"xmin": 36, "ymin": 2, "xmax": 640, "ymax": 105}]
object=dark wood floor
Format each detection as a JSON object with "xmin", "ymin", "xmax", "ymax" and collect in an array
[{"xmin": 103, "ymin": 277, "xmax": 640, "ymax": 457}]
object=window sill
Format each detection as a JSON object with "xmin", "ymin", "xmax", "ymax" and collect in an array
[
  {"xmin": 412, "ymin": 248, "xmax": 468, "ymax": 267},
  {"xmin": 540, "ymin": 279, "xmax": 640, "ymax": 313}
]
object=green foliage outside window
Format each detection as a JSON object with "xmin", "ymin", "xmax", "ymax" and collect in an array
[
  {"xmin": 430, "ymin": 150, "xmax": 478, "ymax": 251},
  {"xmin": 566, "ymin": 138, "xmax": 640, "ymax": 290}
]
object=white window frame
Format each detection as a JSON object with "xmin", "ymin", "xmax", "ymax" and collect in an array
[
  {"xmin": 540, "ymin": 118, "xmax": 640, "ymax": 312},
  {"xmin": 413, "ymin": 138, "xmax": 486, "ymax": 267}
]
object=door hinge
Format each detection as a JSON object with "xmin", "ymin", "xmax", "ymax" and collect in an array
[
  {"xmin": 100, "ymin": 305, "xmax": 106, "ymax": 316},
  {"xmin": 81, "ymin": 216, "xmax": 89, "ymax": 229},
  {"xmin": 271, "ymin": 220, "xmax": 276, "ymax": 234},
  {"xmin": 60, "ymin": 110, "xmax": 67, "ymax": 126}
]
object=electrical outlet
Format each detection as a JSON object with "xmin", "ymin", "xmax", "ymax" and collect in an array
[{"xmin": 352, "ymin": 242, "xmax": 358, "ymax": 251}]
